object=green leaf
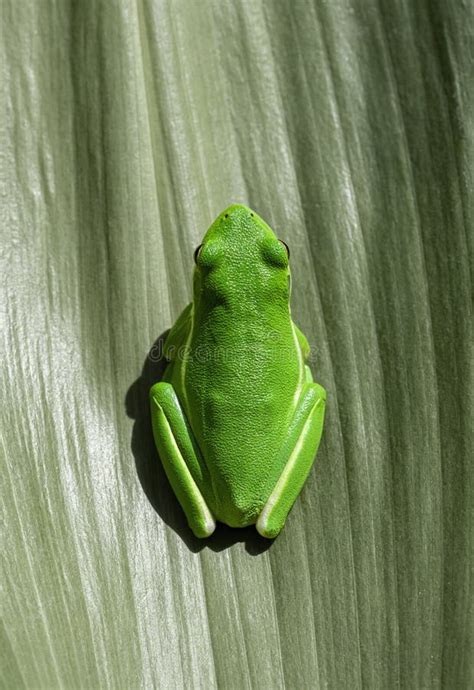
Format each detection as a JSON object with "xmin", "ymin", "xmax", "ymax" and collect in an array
[{"xmin": 2, "ymin": 1, "xmax": 472, "ymax": 688}]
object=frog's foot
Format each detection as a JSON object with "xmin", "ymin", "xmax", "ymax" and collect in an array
[
  {"xmin": 150, "ymin": 382, "xmax": 216, "ymax": 538},
  {"xmin": 256, "ymin": 382, "xmax": 326, "ymax": 539}
]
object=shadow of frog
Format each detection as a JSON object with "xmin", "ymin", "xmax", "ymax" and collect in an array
[{"xmin": 125, "ymin": 331, "xmax": 273, "ymax": 555}]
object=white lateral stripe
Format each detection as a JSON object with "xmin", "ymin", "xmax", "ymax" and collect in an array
[
  {"xmin": 258, "ymin": 398, "xmax": 322, "ymax": 531},
  {"xmin": 290, "ymin": 317, "xmax": 305, "ymax": 408},
  {"xmin": 180, "ymin": 306, "xmax": 194, "ymax": 410},
  {"xmin": 159, "ymin": 407, "xmax": 215, "ymax": 535}
]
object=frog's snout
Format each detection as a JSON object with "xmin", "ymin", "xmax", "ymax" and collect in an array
[{"xmin": 221, "ymin": 203, "xmax": 255, "ymax": 222}]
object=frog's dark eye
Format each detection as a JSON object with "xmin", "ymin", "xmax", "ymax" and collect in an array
[
  {"xmin": 193, "ymin": 244, "xmax": 203, "ymax": 263},
  {"xmin": 278, "ymin": 239, "xmax": 290, "ymax": 259}
]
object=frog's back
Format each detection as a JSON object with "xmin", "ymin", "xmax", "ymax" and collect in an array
[
  {"xmin": 182, "ymin": 308, "xmax": 303, "ymax": 526},
  {"xmin": 168, "ymin": 204, "xmax": 305, "ymax": 527}
]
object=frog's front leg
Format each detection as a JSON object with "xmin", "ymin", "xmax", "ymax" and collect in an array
[
  {"xmin": 256, "ymin": 376, "xmax": 326, "ymax": 539},
  {"xmin": 149, "ymin": 382, "xmax": 216, "ymax": 538}
]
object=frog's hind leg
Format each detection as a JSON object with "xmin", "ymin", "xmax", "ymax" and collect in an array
[
  {"xmin": 256, "ymin": 382, "xmax": 326, "ymax": 539},
  {"xmin": 150, "ymin": 382, "xmax": 216, "ymax": 538}
]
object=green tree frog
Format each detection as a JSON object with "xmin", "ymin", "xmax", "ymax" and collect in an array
[{"xmin": 150, "ymin": 204, "xmax": 326, "ymax": 538}]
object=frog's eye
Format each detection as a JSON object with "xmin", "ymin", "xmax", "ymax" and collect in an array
[
  {"xmin": 193, "ymin": 244, "xmax": 203, "ymax": 263},
  {"xmin": 278, "ymin": 239, "xmax": 290, "ymax": 259}
]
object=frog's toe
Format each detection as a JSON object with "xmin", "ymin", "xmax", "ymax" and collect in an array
[
  {"xmin": 255, "ymin": 513, "xmax": 282, "ymax": 539},
  {"xmin": 192, "ymin": 515, "xmax": 217, "ymax": 539}
]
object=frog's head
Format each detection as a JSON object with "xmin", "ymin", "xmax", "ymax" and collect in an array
[{"xmin": 192, "ymin": 204, "xmax": 291, "ymax": 313}]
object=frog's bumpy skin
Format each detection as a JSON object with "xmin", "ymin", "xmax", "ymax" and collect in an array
[{"xmin": 150, "ymin": 205, "xmax": 326, "ymax": 538}]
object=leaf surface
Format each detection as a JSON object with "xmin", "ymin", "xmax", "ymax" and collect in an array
[{"xmin": 1, "ymin": 1, "xmax": 472, "ymax": 688}]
